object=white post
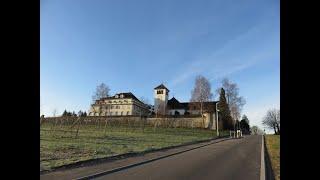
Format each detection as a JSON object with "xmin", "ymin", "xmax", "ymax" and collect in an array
[{"xmin": 216, "ymin": 102, "xmax": 219, "ymax": 137}]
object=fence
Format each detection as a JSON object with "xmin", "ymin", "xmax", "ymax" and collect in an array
[{"xmin": 40, "ymin": 115, "xmax": 208, "ymax": 129}]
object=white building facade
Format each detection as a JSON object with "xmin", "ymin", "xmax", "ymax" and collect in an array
[{"xmin": 89, "ymin": 92, "xmax": 149, "ymax": 116}]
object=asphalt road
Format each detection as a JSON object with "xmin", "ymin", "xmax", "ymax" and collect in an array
[{"xmin": 94, "ymin": 135, "xmax": 262, "ymax": 180}]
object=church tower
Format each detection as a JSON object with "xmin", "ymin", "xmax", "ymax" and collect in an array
[{"xmin": 154, "ymin": 84, "xmax": 169, "ymax": 114}]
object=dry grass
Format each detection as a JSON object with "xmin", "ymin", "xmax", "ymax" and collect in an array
[
  {"xmin": 265, "ymin": 135, "xmax": 280, "ymax": 180},
  {"xmin": 40, "ymin": 123, "xmax": 227, "ymax": 171}
]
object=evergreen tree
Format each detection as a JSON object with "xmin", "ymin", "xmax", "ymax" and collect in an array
[
  {"xmin": 217, "ymin": 88, "xmax": 233, "ymax": 130},
  {"xmin": 240, "ymin": 115, "xmax": 250, "ymax": 134},
  {"xmin": 83, "ymin": 112, "xmax": 87, "ymax": 117},
  {"xmin": 62, "ymin": 109, "xmax": 68, "ymax": 116},
  {"xmin": 78, "ymin": 110, "xmax": 83, "ymax": 117}
]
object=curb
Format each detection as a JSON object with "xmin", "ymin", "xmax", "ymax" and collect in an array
[
  {"xmin": 76, "ymin": 137, "xmax": 231, "ymax": 180},
  {"xmin": 40, "ymin": 135, "xmax": 229, "ymax": 175}
]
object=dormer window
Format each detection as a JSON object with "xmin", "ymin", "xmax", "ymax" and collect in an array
[{"xmin": 157, "ymin": 90, "xmax": 163, "ymax": 94}]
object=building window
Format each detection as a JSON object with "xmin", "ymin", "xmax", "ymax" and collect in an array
[
  {"xmin": 157, "ymin": 90, "xmax": 163, "ymax": 94},
  {"xmin": 120, "ymin": 94, "xmax": 124, "ymax": 98},
  {"xmin": 127, "ymin": 111, "xmax": 129, "ymax": 115},
  {"xmin": 115, "ymin": 112, "xmax": 118, "ymax": 115},
  {"xmin": 121, "ymin": 112, "xmax": 123, "ymax": 115},
  {"xmin": 110, "ymin": 112, "xmax": 113, "ymax": 115},
  {"xmin": 115, "ymin": 95, "xmax": 119, "ymax": 98}
]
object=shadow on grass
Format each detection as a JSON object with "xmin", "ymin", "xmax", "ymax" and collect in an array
[{"xmin": 264, "ymin": 136, "xmax": 276, "ymax": 180}]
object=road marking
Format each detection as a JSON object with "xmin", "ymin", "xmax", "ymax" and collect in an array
[
  {"xmin": 76, "ymin": 137, "xmax": 232, "ymax": 180},
  {"xmin": 260, "ymin": 135, "xmax": 265, "ymax": 180}
]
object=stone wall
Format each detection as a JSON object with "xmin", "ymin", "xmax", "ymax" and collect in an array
[{"xmin": 41, "ymin": 114, "xmax": 216, "ymax": 129}]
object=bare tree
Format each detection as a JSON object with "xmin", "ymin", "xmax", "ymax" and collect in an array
[
  {"xmin": 40, "ymin": 96, "xmax": 42, "ymax": 116},
  {"xmin": 139, "ymin": 96, "xmax": 150, "ymax": 115},
  {"xmin": 276, "ymin": 110, "xmax": 280, "ymax": 133},
  {"xmin": 216, "ymin": 78, "xmax": 246, "ymax": 123},
  {"xmin": 92, "ymin": 83, "xmax": 110, "ymax": 103},
  {"xmin": 139, "ymin": 97, "xmax": 150, "ymax": 105},
  {"xmin": 251, "ymin": 126, "xmax": 264, "ymax": 135},
  {"xmin": 262, "ymin": 109, "xmax": 280, "ymax": 135},
  {"xmin": 190, "ymin": 75, "xmax": 213, "ymax": 122},
  {"xmin": 52, "ymin": 108, "xmax": 58, "ymax": 117},
  {"xmin": 155, "ymin": 101, "xmax": 167, "ymax": 116}
]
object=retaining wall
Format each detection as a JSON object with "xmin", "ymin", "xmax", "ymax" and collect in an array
[{"xmin": 40, "ymin": 115, "xmax": 213, "ymax": 129}]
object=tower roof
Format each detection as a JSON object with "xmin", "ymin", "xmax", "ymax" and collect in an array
[{"xmin": 154, "ymin": 84, "xmax": 169, "ymax": 91}]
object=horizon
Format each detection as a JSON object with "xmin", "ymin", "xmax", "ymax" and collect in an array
[{"xmin": 41, "ymin": 0, "xmax": 279, "ymax": 133}]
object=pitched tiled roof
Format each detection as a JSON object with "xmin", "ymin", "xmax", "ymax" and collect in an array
[
  {"xmin": 167, "ymin": 97, "xmax": 184, "ymax": 109},
  {"xmin": 167, "ymin": 97, "xmax": 219, "ymax": 112},
  {"xmin": 97, "ymin": 92, "xmax": 142, "ymax": 103},
  {"xmin": 154, "ymin": 84, "xmax": 169, "ymax": 91}
]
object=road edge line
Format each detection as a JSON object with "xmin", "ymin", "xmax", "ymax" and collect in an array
[
  {"xmin": 40, "ymin": 135, "xmax": 229, "ymax": 175},
  {"xmin": 76, "ymin": 137, "xmax": 231, "ymax": 180}
]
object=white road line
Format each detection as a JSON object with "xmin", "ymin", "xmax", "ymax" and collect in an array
[
  {"xmin": 76, "ymin": 137, "xmax": 231, "ymax": 180},
  {"xmin": 260, "ymin": 135, "xmax": 265, "ymax": 180}
]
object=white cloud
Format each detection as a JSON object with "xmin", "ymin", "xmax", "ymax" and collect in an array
[{"xmin": 168, "ymin": 21, "xmax": 277, "ymax": 88}]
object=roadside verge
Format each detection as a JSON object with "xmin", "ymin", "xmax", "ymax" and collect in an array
[
  {"xmin": 264, "ymin": 135, "xmax": 275, "ymax": 180},
  {"xmin": 41, "ymin": 135, "xmax": 231, "ymax": 180}
]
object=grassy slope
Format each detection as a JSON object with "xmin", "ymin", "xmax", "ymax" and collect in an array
[
  {"xmin": 40, "ymin": 124, "xmax": 226, "ymax": 171},
  {"xmin": 265, "ymin": 135, "xmax": 280, "ymax": 180}
]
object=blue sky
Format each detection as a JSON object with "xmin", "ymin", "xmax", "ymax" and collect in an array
[{"xmin": 41, "ymin": 0, "xmax": 279, "ymax": 132}]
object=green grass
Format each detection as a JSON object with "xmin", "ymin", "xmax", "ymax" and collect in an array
[
  {"xmin": 265, "ymin": 135, "xmax": 280, "ymax": 180},
  {"xmin": 40, "ymin": 123, "xmax": 226, "ymax": 171}
]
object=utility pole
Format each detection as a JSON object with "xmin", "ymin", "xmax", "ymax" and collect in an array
[
  {"xmin": 233, "ymin": 119, "xmax": 236, "ymax": 138},
  {"xmin": 215, "ymin": 102, "xmax": 219, "ymax": 137}
]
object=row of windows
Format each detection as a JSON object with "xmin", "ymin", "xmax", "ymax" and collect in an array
[
  {"xmin": 107, "ymin": 100, "xmax": 129, "ymax": 104},
  {"xmin": 156, "ymin": 90, "xmax": 168, "ymax": 95},
  {"xmin": 106, "ymin": 111, "xmax": 130, "ymax": 115},
  {"xmin": 91, "ymin": 110, "xmax": 149, "ymax": 116},
  {"xmin": 104, "ymin": 105, "xmax": 130, "ymax": 109},
  {"xmin": 97, "ymin": 100, "xmax": 147, "ymax": 108},
  {"xmin": 97, "ymin": 100, "xmax": 130, "ymax": 104},
  {"xmin": 114, "ymin": 94, "xmax": 125, "ymax": 98},
  {"xmin": 95, "ymin": 103, "xmax": 147, "ymax": 111}
]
